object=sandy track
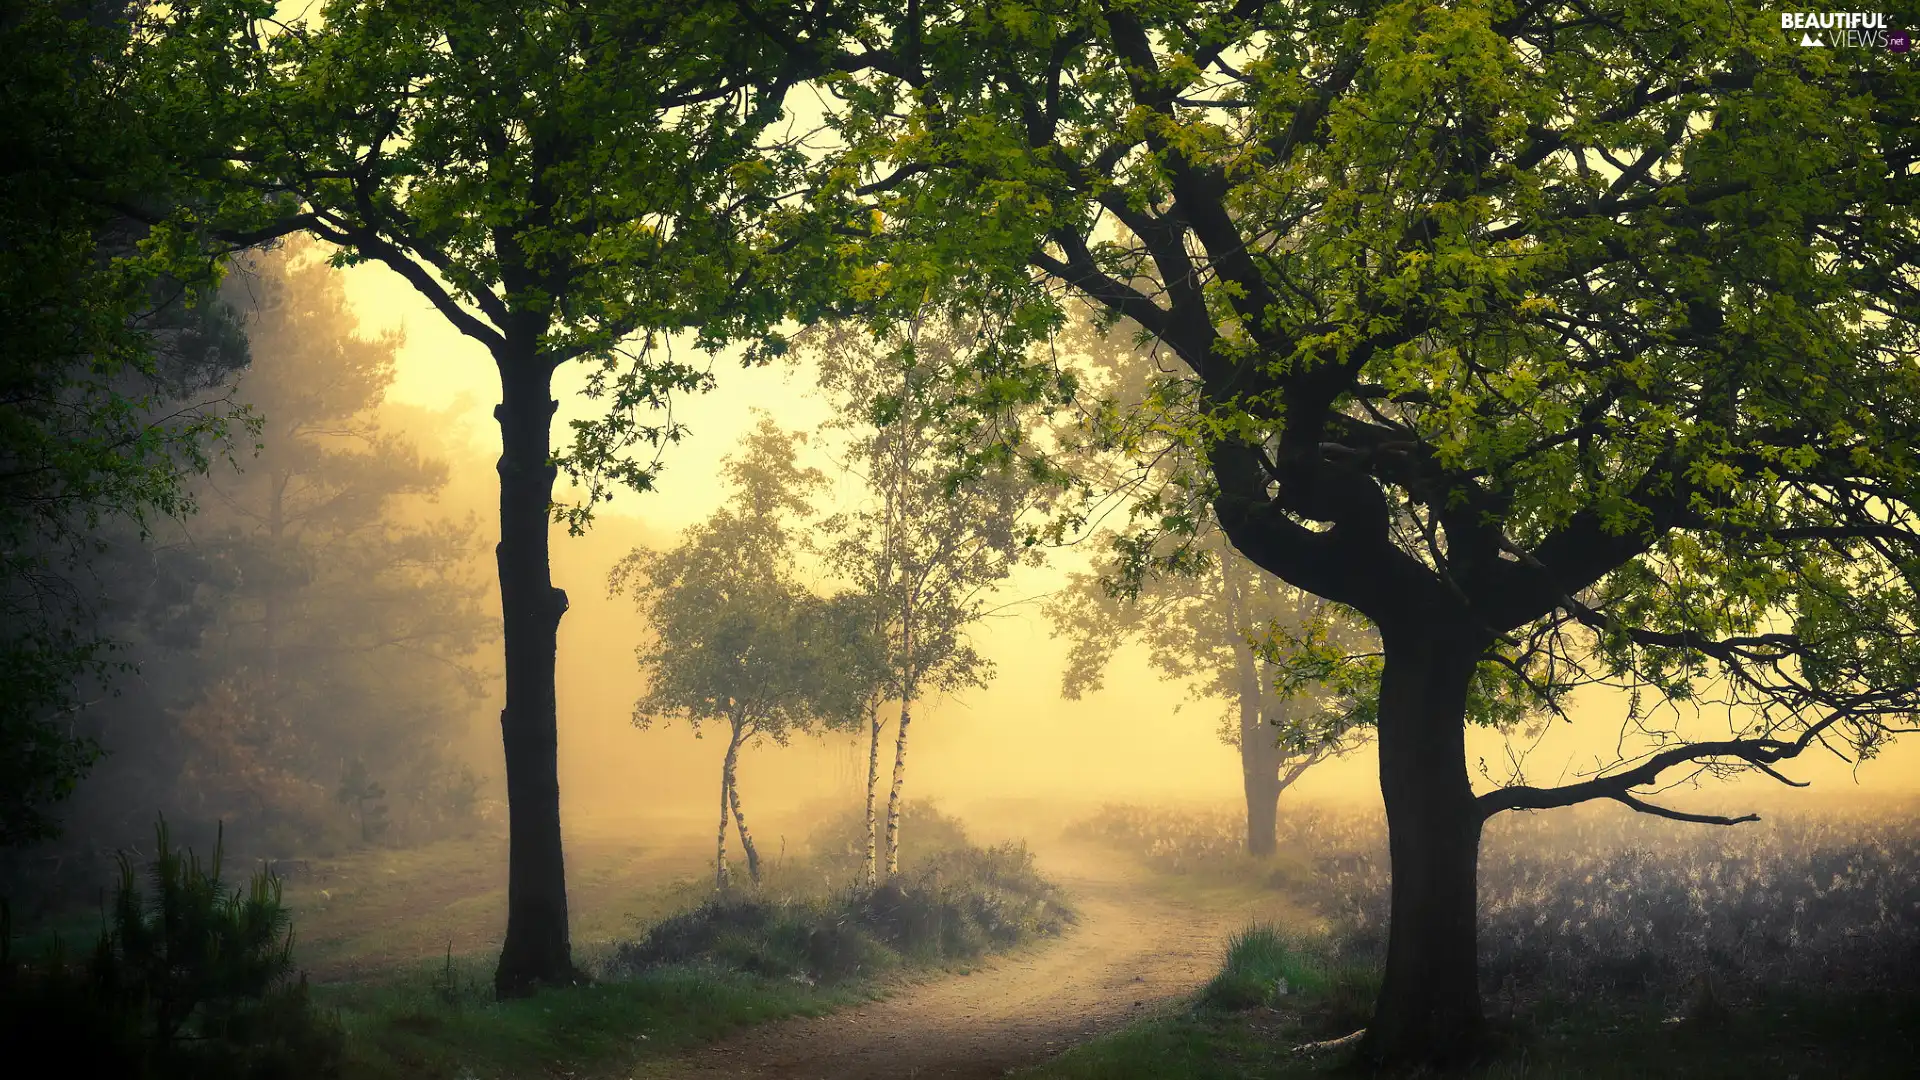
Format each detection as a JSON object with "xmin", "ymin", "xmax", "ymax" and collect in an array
[{"xmin": 637, "ymin": 842, "xmax": 1277, "ymax": 1080}]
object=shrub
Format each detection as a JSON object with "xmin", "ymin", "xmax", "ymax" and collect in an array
[
  {"xmin": 1201, "ymin": 926, "xmax": 1293, "ymax": 1010},
  {"xmin": 0, "ymin": 815, "xmax": 344, "ymax": 1079},
  {"xmin": 612, "ymin": 812, "xmax": 1074, "ymax": 985}
]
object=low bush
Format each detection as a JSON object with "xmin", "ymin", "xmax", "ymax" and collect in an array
[
  {"xmin": 0, "ymin": 816, "xmax": 343, "ymax": 1080},
  {"xmin": 1199, "ymin": 925, "xmax": 1375, "ymax": 1036},
  {"xmin": 611, "ymin": 802, "xmax": 1073, "ymax": 984}
]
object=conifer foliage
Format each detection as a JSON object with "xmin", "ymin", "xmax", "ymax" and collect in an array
[{"xmin": 1, "ymin": 816, "xmax": 342, "ymax": 1079}]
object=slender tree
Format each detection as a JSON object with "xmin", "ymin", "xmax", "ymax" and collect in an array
[
  {"xmin": 1047, "ymin": 312, "xmax": 1375, "ymax": 854},
  {"xmin": 156, "ymin": 0, "xmax": 863, "ymax": 994},
  {"xmin": 814, "ymin": 1, "xmax": 1920, "ymax": 1063},
  {"xmin": 612, "ymin": 419, "xmax": 870, "ymax": 886},
  {"xmin": 810, "ymin": 316, "xmax": 1060, "ymax": 878}
]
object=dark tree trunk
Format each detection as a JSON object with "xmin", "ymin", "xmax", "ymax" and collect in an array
[
  {"xmin": 263, "ymin": 467, "xmax": 286, "ymax": 691},
  {"xmin": 491, "ymin": 351, "xmax": 576, "ymax": 999},
  {"xmin": 1360, "ymin": 623, "xmax": 1487, "ymax": 1067}
]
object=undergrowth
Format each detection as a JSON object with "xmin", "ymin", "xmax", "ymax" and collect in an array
[
  {"xmin": 331, "ymin": 800, "xmax": 1072, "ymax": 1079},
  {"xmin": 611, "ymin": 801, "xmax": 1074, "ymax": 984},
  {"xmin": 0, "ymin": 816, "xmax": 344, "ymax": 1079},
  {"xmin": 1038, "ymin": 800, "xmax": 1920, "ymax": 1078}
]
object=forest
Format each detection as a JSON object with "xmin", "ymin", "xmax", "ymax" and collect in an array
[{"xmin": 1, "ymin": 1, "xmax": 1916, "ymax": 1077}]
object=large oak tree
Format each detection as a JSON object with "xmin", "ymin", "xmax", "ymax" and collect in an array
[
  {"xmin": 156, "ymin": 0, "xmax": 862, "ymax": 995},
  {"xmin": 813, "ymin": 0, "xmax": 1920, "ymax": 1064}
]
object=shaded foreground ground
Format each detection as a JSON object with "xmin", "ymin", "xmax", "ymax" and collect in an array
[
  {"xmin": 637, "ymin": 836, "xmax": 1305, "ymax": 1080},
  {"xmin": 278, "ymin": 818, "xmax": 716, "ymax": 981}
]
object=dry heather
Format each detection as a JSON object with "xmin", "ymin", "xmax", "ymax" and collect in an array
[{"xmin": 1069, "ymin": 798, "xmax": 1920, "ymax": 1006}]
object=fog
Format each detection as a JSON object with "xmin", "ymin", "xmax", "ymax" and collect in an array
[{"xmin": 328, "ymin": 259, "xmax": 1920, "ymax": 863}]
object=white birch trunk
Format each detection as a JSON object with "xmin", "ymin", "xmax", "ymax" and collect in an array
[
  {"xmin": 863, "ymin": 699, "xmax": 883, "ymax": 887},
  {"xmin": 715, "ymin": 753, "xmax": 734, "ymax": 890},
  {"xmin": 883, "ymin": 669, "xmax": 914, "ymax": 877},
  {"xmin": 716, "ymin": 722, "xmax": 745, "ymax": 889},
  {"xmin": 726, "ymin": 724, "xmax": 763, "ymax": 884}
]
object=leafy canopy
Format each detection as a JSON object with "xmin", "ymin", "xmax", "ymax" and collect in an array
[
  {"xmin": 807, "ymin": 0, "xmax": 1920, "ymax": 806},
  {"xmin": 157, "ymin": 0, "xmax": 861, "ymax": 527},
  {"xmin": 613, "ymin": 419, "xmax": 880, "ymax": 741}
]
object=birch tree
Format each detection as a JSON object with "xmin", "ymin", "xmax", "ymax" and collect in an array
[
  {"xmin": 811, "ymin": 318, "xmax": 1059, "ymax": 880},
  {"xmin": 612, "ymin": 419, "xmax": 871, "ymax": 886}
]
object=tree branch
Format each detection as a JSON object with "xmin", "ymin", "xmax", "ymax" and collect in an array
[{"xmin": 1477, "ymin": 710, "xmax": 1846, "ymax": 823}]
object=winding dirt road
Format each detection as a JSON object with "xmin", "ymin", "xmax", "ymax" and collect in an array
[{"xmin": 635, "ymin": 839, "xmax": 1299, "ymax": 1080}]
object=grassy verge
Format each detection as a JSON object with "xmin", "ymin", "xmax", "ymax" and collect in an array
[
  {"xmin": 327, "ymin": 801, "xmax": 1071, "ymax": 1079},
  {"xmin": 322, "ymin": 952, "xmax": 874, "ymax": 1080},
  {"xmin": 1019, "ymin": 926, "xmax": 1920, "ymax": 1080}
]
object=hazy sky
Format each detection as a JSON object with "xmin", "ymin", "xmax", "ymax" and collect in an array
[{"xmin": 337, "ymin": 258, "xmax": 1920, "ymax": 848}]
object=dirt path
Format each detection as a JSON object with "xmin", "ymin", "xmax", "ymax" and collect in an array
[{"xmin": 637, "ymin": 839, "xmax": 1297, "ymax": 1080}]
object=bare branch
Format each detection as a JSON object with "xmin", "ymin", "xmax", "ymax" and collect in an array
[
  {"xmin": 1610, "ymin": 792, "xmax": 1758, "ymax": 827},
  {"xmin": 1477, "ymin": 708, "xmax": 1850, "ymax": 822}
]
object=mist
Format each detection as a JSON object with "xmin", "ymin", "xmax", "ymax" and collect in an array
[
  {"xmin": 329, "ymin": 256, "xmax": 1920, "ymax": 858},
  {"xmin": 7, "ymin": 6, "xmax": 1918, "ymax": 1077}
]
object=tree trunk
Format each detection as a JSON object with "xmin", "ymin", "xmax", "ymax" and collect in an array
[
  {"xmin": 1360, "ymin": 625, "xmax": 1487, "ymax": 1067},
  {"xmin": 491, "ymin": 354, "xmax": 576, "ymax": 999},
  {"xmin": 1241, "ymin": 698, "xmax": 1284, "ymax": 858},
  {"xmin": 1239, "ymin": 664, "xmax": 1284, "ymax": 857},
  {"xmin": 863, "ymin": 699, "xmax": 882, "ymax": 887},
  {"xmin": 1222, "ymin": 553, "xmax": 1280, "ymax": 856},
  {"xmin": 263, "ymin": 467, "xmax": 286, "ymax": 692},
  {"xmin": 882, "ymin": 686, "xmax": 913, "ymax": 877},
  {"xmin": 882, "ymin": 604, "xmax": 915, "ymax": 877},
  {"xmin": 1242, "ymin": 763, "xmax": 1281, "ymax": 857},
  {"xmin": 715, "ymin": 731, "xmax": 737, "ymax": 890},
  {"xmin": 726, "ymin": 720, "xmax": 762, "ymax": 883}
]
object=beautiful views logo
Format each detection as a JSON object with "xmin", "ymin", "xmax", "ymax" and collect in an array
[{"xmin": 1780, "ymin": 11, "xmax": 1899, "ymax": 48}]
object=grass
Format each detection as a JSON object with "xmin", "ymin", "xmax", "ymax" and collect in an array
[
  {"xmin": 272, "ymin": 829, "xmax": 714, "ymax": 980},
  {"xmin": 320, "ymin": 950, "xmax": 874, "ymax": 1080},
  {"xmin": 1198, "ymin": 926, "xmax": 1375, "ymax": 1026},
  {"xmin": 8, "ymin": 801, "xmax": 1075, "ymax": 1079},
  {"xmin": 306, "ymin": 800, "xmax": 1070, "ymax": 1078},
  {"xmin": 1020, "ymin": 927, "xmax": 1920, "ymax": 1079},
  {"xmin": 1035, "ymin": 799, "xmax": 1920, "ymax": 1079}
]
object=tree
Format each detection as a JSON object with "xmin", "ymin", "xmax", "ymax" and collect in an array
[
  {"xmin": 336, "ymin": 759, "xmax": 391, "ymax": 845},
  {"xmin": 612, "ymin": 418, "xmax": 871, "ymax": 886},
  {"xmin": 156, "ymin": 0, "xmax": 865, "ymax": 994},
  {"xmin": 1048, "ymin": 526, "xmax": 1371, "ymax": 855},
  {"xmin": 1046, "ymin": 313, "xmax": 1374, "ymax": 855},
  {"xmin": 35, "ymin": 236, "xmax": 498, "ymax": 864},
  {"xmin": 810, "ymin": 316, "xmax": 1060, "ymax": 880},
  {"xmin": 0, "ymin": 2, "xmax": 255, "ymax": 846},
  {"xmin": 815, "ymin": 1, "xmax": 1920, "ymax": 1064},
  {"xmin": 180, "ymin": 238, "xmax": 496, "ymax": 850}
]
